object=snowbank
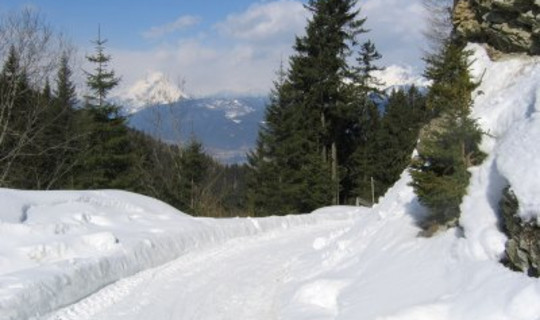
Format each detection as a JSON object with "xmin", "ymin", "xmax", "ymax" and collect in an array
[
  {"xmin": 279, "ymin": 171, "xmax": 540, "ymax": 320},
  {"xmin": 460, "ymin": 43, "xmax": 540, "ymax": 260},
  {"xmin": 0, "ymin": 189, "xmax": 357, "ymax": 320},
  {"xmin": 278, "ymin": 44, "xmax": 540, "ymax": 320}
]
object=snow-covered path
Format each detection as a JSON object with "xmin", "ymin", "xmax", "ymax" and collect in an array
[{"xmin": 44, "ymin": 219, "xmax": 352, "ymax": 320}]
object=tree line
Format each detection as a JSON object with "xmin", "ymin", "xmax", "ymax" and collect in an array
[
  {"xmin": 2, "ymin": 1, "xmax": 485, "ymax": 231},
  {"xmin": 247, "ymin": 0, "xmax": 432, "ymax": 215},
  {"xmin": 247, "ymin": 0, "xmax": 485, "ymax": 237}
]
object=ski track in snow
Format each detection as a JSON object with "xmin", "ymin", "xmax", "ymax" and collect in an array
[{"xmin": 43, "ymin": 220, "xmax": 353, "ymax": 320}]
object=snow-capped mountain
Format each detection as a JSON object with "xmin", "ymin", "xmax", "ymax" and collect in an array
[
  {"xmin": 113, "ymin": 72, "xmax": 188, "ymax": 114},
  {"xmin": 372, "ymin": 65, "xmax": 431, "ymax": 92},
  {"xmin": 128, "ymin": 96, "xmax": 267, "ymax": 164}
]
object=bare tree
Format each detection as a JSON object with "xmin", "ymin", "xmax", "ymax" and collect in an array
[
  {"xmin": 422, "ymin": 0, "xmax": 455, "ymax": 55},
  {"xmin": 0, "ymin": 8, "xmax": 76, "ymax": 188}
]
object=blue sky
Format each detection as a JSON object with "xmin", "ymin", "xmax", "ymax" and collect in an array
[{"xmin": 1, "ymin": 0, "xmax": 427, "ymax": 97}]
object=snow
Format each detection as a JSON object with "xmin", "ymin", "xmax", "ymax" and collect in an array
[
  {"xmin": 203, "ymin": 98, "xmax": 256, "ymax": 121},
  {"xmin": 460, "ymin": 43, "xmax": 540, "ymax": 261},
  {"xmin": 0, "ymin": 189, "xmax": 356, "ymax": 319},
  {"xmin": 372, "ymin": 64, "xmax": 431, "ymax": 91},
  {"xmin": 113, "ymin": 72, "xmax": 187, "ymax": 113},
  {"xmin": 1, "ymin": 44, "xmax": 540, "ymax": 319}
]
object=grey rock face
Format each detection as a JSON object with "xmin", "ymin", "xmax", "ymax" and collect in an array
[
  {"xmin": 500, "ymin": 188, "xmax": 540, "ymax": 278},
  {"xmin": 454, "ymin": 0, "xmax": 539, "ymax": 55}
]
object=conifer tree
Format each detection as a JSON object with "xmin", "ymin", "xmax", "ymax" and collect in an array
[
  {"xmin": 344, "ymin": 39, "xmax": 384, "ymax": 204},
  {"xmin": 38, "ymin": 53, "xmax": 80, "ymax": 188},
  {"xmin": 84, "ymin": 28, "xmax": 120, "ymax": 111},
  {"xmin": 247, "ymin": 71, "xmax": 290, "ymax": 215},
  {"xmin": 249, "ymin": 0, "xmax": 369, "ymax": 215},
  {"xmin": 354, "ymin": 40, "xmax": 383, "ymax": 91},
  {"xmin": 180, "ymin": 137, "xmax": 211, "ymax": 214},
  {"xmin": 0, "ymin": 46, "xmax": 37, "ymax": 187},
  {"xmin": 410, "ymin": 41, "xmax": 485, "ymax": 231},
  {"xmin": 368, "ymin": 87, "xmax": 428, "ymax": 196},
  {"xmin": 42, "ymin": 79, "xmax": 52, "ymax": 102},
  {"xmin": 75, "ymin": 29, "xmax": 135, "ymax": 190}
]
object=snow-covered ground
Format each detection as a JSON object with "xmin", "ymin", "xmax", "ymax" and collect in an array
[{"xmin": 1, "ymin": 44, "xmax": 540, "ymax": 320}]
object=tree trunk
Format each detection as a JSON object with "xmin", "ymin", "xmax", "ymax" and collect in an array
[
  {"xmin": 331, "ymin": 141, "xmax": 339, "ymax": 205},
  {"xmin": 321, "ymin": 112, "xmax": 327, "ymax": 162}
]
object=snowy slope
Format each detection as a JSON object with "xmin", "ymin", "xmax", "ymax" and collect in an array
[{"xmin": 1, "ymin": 44, "xmax": 540, "ymax": 320}]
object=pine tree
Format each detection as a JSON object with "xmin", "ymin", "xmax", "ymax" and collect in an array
[
  {"xmin": 249, "ymin": 0, "xmax": 370, "ymax": 215},
  {"xmin": 347, "ymin": 98, "xmax": 380, "ymax": 204},
  {"xmin": 410, "ymin": 41, "xmax": 485, "ymax": 232},
  {"xmin": 354, "ymin": 40, "xmax": 383, "ymax": 91},
  {"xmin": 179, "ymin": 137, "xmax": 211, "ymax": 214},
  {"xmin": 84, "ymin": 28, "xmax": 120, "ymax": 110},
  {"xmin": 55, "ymin": 54, "xmax": 78, "ymax": 112},
  {"xmin": 366, "ymin": 87, "xmax": 428, "ymax": 197},
  {"xmin": 75, "ymin": 29, "xmax": 135, "ymax": 190},
  {"xmin": 343, "ymin": 39, "xmax": 384, "ymax": 204},
  {"xmin": 0, "ymin": 46, "xmax": 38, "ymax": 187},
  {"xmin": 39, "ymin": 52, "xmax": 80, "ymax": 188}
]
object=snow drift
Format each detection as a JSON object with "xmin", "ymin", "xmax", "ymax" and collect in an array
[{"xmin": 0, "ymin": 189, "xmax": 356, "ymax": 319}]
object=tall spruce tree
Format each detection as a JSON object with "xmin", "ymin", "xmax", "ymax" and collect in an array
[
  {"xmin": 41, "ymin": 53, "xmax": 79, "ymax": 188},
  {"xmin": 247, "ymin": 64, "xmax": 294, "ymax": 215},
  {"xmin": 85, "ymin": 28, "xmax": 120, "ymax": 110},
  {"xmin": 410, "ymin": 40, "xmax": 485, "ymax": 232},
  {"xmin": 344, "ymin": 39, "xmax": 384, "ymax": 204},
  {"xmin": 180, "ymin": 137, "xmax": 211, "ymax": 214},
  {"xmin": 367, "ymin": 87, "xmax": 428, "ymax": 196},
  {"xmin": 249, "ymin": 0, "xmax": 370, "ymax": 215},
  {"xmin": 75, "ymin": 29, "xmax": 135, "ymax": 190}
]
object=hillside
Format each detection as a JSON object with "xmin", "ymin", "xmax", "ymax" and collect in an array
[
  {"xmin": 0, "ymin": 44, "xmax": 539, "ymax": 319},
  {"xmin": 128, "ymin": 96, "xmax": 267, "ymax": 164}
]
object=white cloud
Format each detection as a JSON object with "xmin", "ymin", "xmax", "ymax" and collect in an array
[
  {"xmin": 360, "ymin": 0, "xmax": 426, "ymax": 69},
  {"xmin": 142, "ymin": 15, "xmax": 201, "ymax": 39},
  {"xmin": 216, "ymin": 0, "xmax": 308, "ymax": 43},
  {"xmin": 112, "ymin": 1, "xmax": 309, "ymax": 97},
  {"xmin": 110, "ymin": 0, "xmax": 427, "ymax": 98}
]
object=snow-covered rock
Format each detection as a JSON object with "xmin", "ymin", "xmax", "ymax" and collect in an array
[{"xmin": 460, "ymin": 43, "xmax": 540, "ymax": 262}]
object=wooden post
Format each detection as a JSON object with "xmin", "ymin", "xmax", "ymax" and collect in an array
[
  {"xmin": 331, "ymin": 142, "xmax": 338, "ymax": 205},
  {"xmin": 371, "ymin": 176, "xmax": 375, "ymax": 205}
]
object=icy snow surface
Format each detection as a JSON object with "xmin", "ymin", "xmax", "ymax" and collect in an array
[{"xmin": 1, "ymin": 44, "xmax": 540, "ymax": 319}]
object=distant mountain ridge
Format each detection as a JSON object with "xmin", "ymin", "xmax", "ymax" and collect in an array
[
  {"xmin": 128, "ymin": 96, "xmax": 267, "ymax": 164},
  {"xmin": 123, "ymin": 65, "xmax": 428, "ymax": 164}
]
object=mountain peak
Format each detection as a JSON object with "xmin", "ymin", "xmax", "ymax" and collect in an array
[
  {"xmin": 372, "ymin": 65, "xmax": 431, "ymax": 92},
  {"xmin": 115, "ymin": 72, "xmax": 188, "ymax": 114}
]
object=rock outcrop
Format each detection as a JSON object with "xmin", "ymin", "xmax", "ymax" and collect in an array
[
  {"xmin": 500, "ymin": 188, "xmax": 540, "ymax": 278},
  {"xmin": 453, "ymin": 0, "xmax": 539, "ymax": 55}
]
